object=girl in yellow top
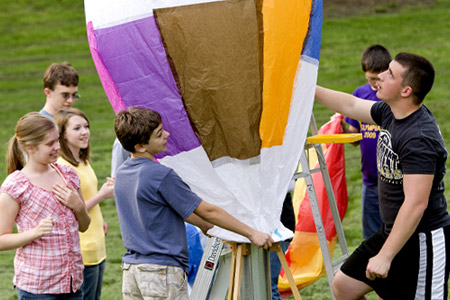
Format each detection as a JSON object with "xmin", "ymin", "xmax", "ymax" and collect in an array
[{"xmin": 55, "ymin": 108, "xmax": 114, "ymax": 300}]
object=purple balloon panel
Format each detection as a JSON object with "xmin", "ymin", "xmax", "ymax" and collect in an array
[{"xmin": 91, "ymin": 16, "xmax": 201, "ymax": 157}]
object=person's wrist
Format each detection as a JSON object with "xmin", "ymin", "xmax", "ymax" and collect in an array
[
  {"xmin": 32, "ymin": 227, "xmax": 42, "ymax": 239},
  {"xmin": 203, "ymin": 222, "xmax": 213, "ymax": 232}
]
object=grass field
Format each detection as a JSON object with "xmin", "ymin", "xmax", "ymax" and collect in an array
[{"xmin": 1, "ymin": 0, "xmax": 450, "ymax": 299}]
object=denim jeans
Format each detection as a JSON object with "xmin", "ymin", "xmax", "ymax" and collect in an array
[
  {"xmin": 361, "ymin": 183, "xmax": 382, "ymax": 239},
  {"xmin": 17, "ymin": 288, "xmax": 83, "ymax": 300},
  {"xmin": 81, "ymin": 259, "xmax": 106, "ymax": 300},
  {"xmin": 270, "ymin": 240, "xmax": 290, "ymax": 300}
]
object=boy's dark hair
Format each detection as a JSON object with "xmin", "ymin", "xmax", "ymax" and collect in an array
[
  {"xmin": 54, "ymin": 108, "xmax": 91, "ymax": 166},
  {"xmin": 43, "ymin": 62, "xmax": 79, "ymax": 90},
  {"xmin": 361, "ymin": 45, "xmax": 392, "ymax": 73},
  {"xmin": 114, "ymin": 107, "xmax": 162, "ymax": 153},
  {"xmin": 395, "ymin": 52, "xmax": 435, "ymax": 105}
]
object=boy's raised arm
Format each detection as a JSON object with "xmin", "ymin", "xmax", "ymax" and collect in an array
[{"xmin": 315, "ymin": 86, "xmax": 376, "ymax": 124}]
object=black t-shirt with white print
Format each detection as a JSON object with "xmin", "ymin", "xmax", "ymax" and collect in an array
[{"xmin": 371, "ymin": 101, "xmax": 450, "ymax": 234}]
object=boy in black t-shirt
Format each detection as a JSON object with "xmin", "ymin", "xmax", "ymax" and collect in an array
[{"xmin": 315, "ymin": 53, "xmax": 450, "ymax": 300}]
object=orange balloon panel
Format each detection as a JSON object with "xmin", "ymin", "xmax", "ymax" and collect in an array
[{"xmin": 259, "ymin": 0, "xmax": 312, "ymax": 148}]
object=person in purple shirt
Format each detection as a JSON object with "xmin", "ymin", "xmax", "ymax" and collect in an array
[{"xmin": 342, "ymin": 45, "xmax": 391, "ymax": 239}]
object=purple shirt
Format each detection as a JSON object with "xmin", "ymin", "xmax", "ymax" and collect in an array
[{"xmin": 345, "ymin": 83, "xmax": 381, "ymax": 186}]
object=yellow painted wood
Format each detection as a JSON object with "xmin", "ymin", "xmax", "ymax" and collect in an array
[{"xmin": 306, "ymin": 133, "xmax": 362, "ymax": 144}]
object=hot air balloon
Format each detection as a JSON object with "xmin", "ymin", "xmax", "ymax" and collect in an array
[{"xmin": 85, "ymin": 0, "xmax": 322, "ymax": 243}]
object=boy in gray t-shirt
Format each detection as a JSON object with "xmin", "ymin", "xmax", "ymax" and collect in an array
[{"xmin": 114, "ymin": 107, "xmax": 273, "ymax": 300}]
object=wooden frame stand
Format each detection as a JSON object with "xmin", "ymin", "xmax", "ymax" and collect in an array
[{"xmin": 226, "ymin": 241, "xmax": 302, "ymax": 300}]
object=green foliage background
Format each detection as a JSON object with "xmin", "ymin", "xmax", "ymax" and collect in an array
[{"xmin": 0, "ymin": 0, "xmax": 449, "ymax": 299}]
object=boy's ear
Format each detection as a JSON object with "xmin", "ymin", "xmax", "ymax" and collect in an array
[
  {"xmin": 44, "ymin": 87, "xmax": 52, "ymax": 97},
  {"xmin": 134, "ymin": 144, "xmax": 146, "ymax": 153},
  {"xmin": 401, "ymin": 85, "xmax": 413, "ymax": 98}
]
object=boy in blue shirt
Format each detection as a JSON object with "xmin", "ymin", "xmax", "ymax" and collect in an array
[{"xmin": 114, "ymin": 107, "xmax": 273, "ymax": 300}]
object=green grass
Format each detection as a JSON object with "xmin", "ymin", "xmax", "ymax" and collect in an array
[
  {"xmin": 0, "ymin": 0, "xmax": 450, "ymax": 299},
  {"xmin": 0, "ymin": 1, "xmax": 118, "ymax": 299}
]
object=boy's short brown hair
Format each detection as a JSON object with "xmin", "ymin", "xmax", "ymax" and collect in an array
[
  {"xmin": 395, "ymin": 52, "xmax": 435, "ymax": 104},
  {"xmin": 114, "ymin": 107, "xmax": 162, "ymax": 153},
  {"xmin": 43, "ymin": 62, "xmax": 79, "ymax": 90},
  {"xmin": 361, "ymin": 45, "xmax": 391, "ymax": 73}
]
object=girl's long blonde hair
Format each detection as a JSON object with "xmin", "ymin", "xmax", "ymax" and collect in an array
[{"xmin": 6, "ymin": 112, "xmax": 57, "ymax": 175}]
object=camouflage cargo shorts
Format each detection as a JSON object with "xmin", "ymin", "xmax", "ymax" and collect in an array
[{"xmin": 121, "ymin": 263, "xmax": 188, "ymax": 300}]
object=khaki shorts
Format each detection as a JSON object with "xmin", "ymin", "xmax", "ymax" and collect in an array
[{"xmin": 121, "ymin": 263, "xmax": 188, "ymax": 300}]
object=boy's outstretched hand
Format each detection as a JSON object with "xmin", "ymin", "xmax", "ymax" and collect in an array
[{"xmin": 249, "ymin": 230, "xmax": 274, "ymax": 250}]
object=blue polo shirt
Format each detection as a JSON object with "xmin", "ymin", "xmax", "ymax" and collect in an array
[{"xmin": 115, "ymin": 157, "xmax": 202, "ymax": 272}]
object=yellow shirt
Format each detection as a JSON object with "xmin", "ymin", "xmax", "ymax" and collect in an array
[{"xmin": 57, "ymin": 157, "xmax": 107, "ymax": 266}]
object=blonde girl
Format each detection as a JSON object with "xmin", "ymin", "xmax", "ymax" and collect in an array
[{"xmin": 0, "ymin": 112, "xmax": 90, "ymax": 299}]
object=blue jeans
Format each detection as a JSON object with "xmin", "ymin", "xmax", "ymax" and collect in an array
[
  {"xmin": 270, "ymin": 240, "xmax": 290, "ymax": 300},
  {"xmin": 361, "ymin": 184, "xmax": 382, "ymax": 239},
  {"xmin": 17, "ymin": 288, "xmax": 83, "ymax": 300},
  {"xmin": 81, "ymin": 259, "xmax": 106, "ymax": 300}
]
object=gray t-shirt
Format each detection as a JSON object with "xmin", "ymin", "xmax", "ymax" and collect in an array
[
  {"xmin": 115, "ymin": 157, "xmax": 202, "ymax": 272},
  {"xmin": 111, "ymin": 138, "xmax": 130, "ymax": 177}
]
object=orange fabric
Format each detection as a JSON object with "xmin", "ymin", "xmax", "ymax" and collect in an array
[
  {"xmin": 279, "ymin": 114, "xmax": 349, "ymax": 291},
  {"xmin": 280, "ymin": 233, "xmax": 337, "ymax": 290},
  {"xmin": 259, "ymin": 0, "xmax": 311, "ymax": 148}
]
